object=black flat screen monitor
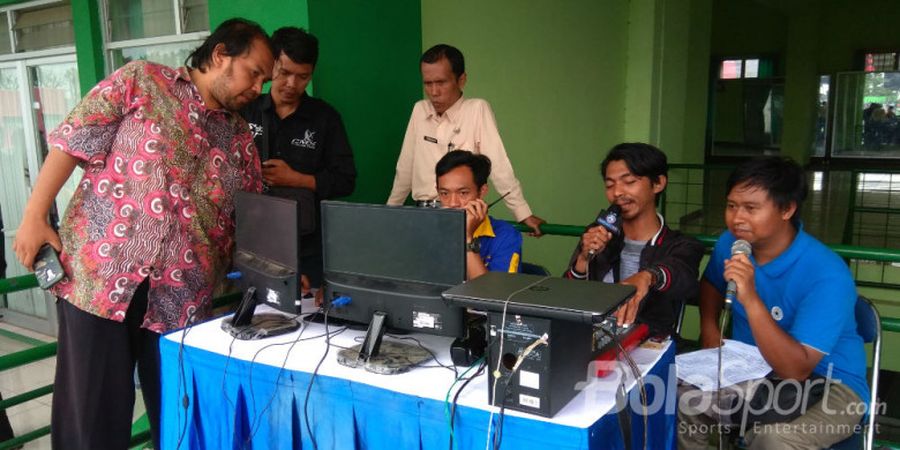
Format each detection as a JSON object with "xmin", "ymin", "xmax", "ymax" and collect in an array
[
  {"xmin": 233, "ymin": 191, "xmax": 300, "ymax": 315},
  {"xmin": 321, "ymin": 201, "xmax": 466, "ymax": 338}
]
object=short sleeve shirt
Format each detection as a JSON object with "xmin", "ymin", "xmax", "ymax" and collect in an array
[
  {"xmin": 48, "ymin": 60, "xmax": 263, "ymax": 333},
  {"xmin": 476, "ymin": 216, "xmax": 522, "ymax": 273},
  {"xmin": 703, "ymin": 228, "xmax": 869, "ymax": 404}
]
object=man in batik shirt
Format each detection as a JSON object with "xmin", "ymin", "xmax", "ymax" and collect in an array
[{"xmin": 13, "ymin": 19, "xmax": 273, "ymax": 450}]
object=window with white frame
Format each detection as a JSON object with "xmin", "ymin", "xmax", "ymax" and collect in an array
[
  {"xmin": 103, "ymin": 0, "xmax": 208, "ymax": 71},
  {"xmin": 0, "ymin": 1, "xmax": 75, "ymax": 56}
]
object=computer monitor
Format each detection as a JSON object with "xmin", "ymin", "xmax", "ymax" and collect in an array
[
  {"xmin": 321, "ymin": 201, "xmax": 467, "ymax": 372},
  {"xmin": 223, "ymin": 192, "xmax": 302, "ymax": 339}
]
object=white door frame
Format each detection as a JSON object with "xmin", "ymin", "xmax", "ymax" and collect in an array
[{"xmin": 0, "ymin": 53, "xmax": 77, "ymax": 336}]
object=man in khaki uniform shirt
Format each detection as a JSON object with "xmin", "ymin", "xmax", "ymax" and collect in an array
[{"xmin": 387, "ymin": 44, "xmax": 545, "ymax": 235}]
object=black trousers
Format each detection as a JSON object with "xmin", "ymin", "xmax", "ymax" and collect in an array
[
  {"xmin": 0, "ymin": 392, "xmax": 13, "ymax": 444},
  {"xmin": 52, "ymin": 279, "xmax": 161, "ymax": 450}
]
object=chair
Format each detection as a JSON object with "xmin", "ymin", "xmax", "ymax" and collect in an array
[
  {"xmin": 674, "ymin": 295, "xmax": 697, "ymax": 338},
  {"xmin": 520, "ymin": 262, "xmax": 550, "ymax": 276},
  {"xmin": 829, "ymin": 296, "xmax": 882, "ymax": 450},
  {"xmin": 678, "ymin": 294, "xmax": 882, "ymax": 449}
]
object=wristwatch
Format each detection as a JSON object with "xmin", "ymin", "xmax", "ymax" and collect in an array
[
  {"xmin": 645, "ymin": 265, "xmax": 665, "ymax": 291},
  {"xmin": 466, "ymin": 239, "xmax": 481, "ymax": 253}
]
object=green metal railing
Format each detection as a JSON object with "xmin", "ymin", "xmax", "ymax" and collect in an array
[
  {"xmin": 842, "ymin": 170, "xmax": 900, "ymax": 289},
  {"xmin": 0, "ymin": 277, "xmax": 244, "ymax": 449},
  {"xmin": 660, "ymin": 164, "xmax": 900, "ymax": 289}
]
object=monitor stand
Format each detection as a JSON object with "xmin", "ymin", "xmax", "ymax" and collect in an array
[
  {"xmin": 221, "ymin": 287, "xmax": 301, "ymax": 340},
  {"xmin": 336, "ymin": 311, "xmax": 432, "ymax": 374}
]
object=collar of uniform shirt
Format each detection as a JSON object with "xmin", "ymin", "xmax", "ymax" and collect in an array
[{"xmin": 426, "ymin": 94, "xmax": 466, "ymax": 122}]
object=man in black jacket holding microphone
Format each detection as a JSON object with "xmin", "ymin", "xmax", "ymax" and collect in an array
[{"xmin": 564, "ymin": 143, "xmax": 704, "ymax": 336}]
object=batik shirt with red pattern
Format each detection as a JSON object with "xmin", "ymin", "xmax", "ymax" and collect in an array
[{"xmin": 48, "ymin": 60, "xmax": 262, "ymax": 333}]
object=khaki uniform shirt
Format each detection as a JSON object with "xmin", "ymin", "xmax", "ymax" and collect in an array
[{"xmin": 387, "ymin": 96, "xmax": 532, "ymax": 221}]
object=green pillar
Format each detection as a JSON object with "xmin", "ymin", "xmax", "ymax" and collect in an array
[
  {"xmin": 782, "ymin": 11, "xmax": 820, "ymax": 163},
  {"xmin": 623, "ymin": 0, "xmax": 712, "ymax": 163},
  {"xmin": 309, "ymin": 0, "xmax": 422, "ymax": 204},
  {"xmin": 71, "ymin": 0, "xmax": 105, "ymax": 95}
]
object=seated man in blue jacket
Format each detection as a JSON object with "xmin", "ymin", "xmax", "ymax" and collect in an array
[{"xmin": 436, "ymin": 150, "xmax": 522, "ymax": 280}]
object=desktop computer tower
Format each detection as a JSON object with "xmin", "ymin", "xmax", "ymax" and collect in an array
[{"xmin": 485, "ymin": 312, "xmax": 596, "ymax": 418}]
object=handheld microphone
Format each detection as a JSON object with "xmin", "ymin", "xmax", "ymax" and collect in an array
[
  {"xmin": 724, "ymin": 239, "xmax": 752, "ymax": 308},
  {"xmin": 587, "ymin": 204, "xmax": 622, "ymax": 257}
]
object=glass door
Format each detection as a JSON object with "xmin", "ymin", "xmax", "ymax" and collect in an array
[
  {"xmin": 30, "ymin": 58, "xmax": 82, "ymax": 221},
  {"xmin": 0, "ymin": 55, "xmax": 79, "ymax": 335}
]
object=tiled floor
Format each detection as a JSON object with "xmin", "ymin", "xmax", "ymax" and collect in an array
[{"xmin": 0, "ymin": 322, "xmax": 147, "ymax": 449}]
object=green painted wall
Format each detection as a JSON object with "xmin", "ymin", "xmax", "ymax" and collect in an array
[
  {"xmin": 680, "ymin": 0, "xmax": 714, "ymax": 164},
  {"xmin": 817, "ymin": 0, "xmax": 900, "ymax": 74},
  {"xmin": 624, "ymin": 0, "xmax": 663, "ymax": 144},
  {"xmin": 207, "ymin": 0, "xmax": 309, "ymax": 36},
  {"xmin": 422, "ymin": 0, "xmax": 631, "ymax": 272},
  {"xmin": 781, "ymin": 11, "xmax": 819, "ymax": 162},
  {"xmin": 309, "ymin": 0, "xmax": 422, "ymax": 204},
  {"xmin": 710, "ymin": 0, "xmax": 787, "ymax": 59},
  {"xmin": 655, "ymin": 0, "xmax": 712, "ymax": 164},
  {"xmin": 623, "ymin": 0, "xmax": 712, "ymax": 164}
]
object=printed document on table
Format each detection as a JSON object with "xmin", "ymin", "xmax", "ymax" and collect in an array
[{"xmin": 675, "ymin": 339, "xmax": 772, "ymax": 391}]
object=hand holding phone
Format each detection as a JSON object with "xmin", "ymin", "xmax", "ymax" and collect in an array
[{"xmin": 34, "ymin": 244, "xmax": 65, "ymax": 290}]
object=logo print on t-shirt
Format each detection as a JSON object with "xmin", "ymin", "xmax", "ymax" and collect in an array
[
  {"xmin": 771, "ymin": 306, "xmax": 784, "ymax": 321},
  {"xmin": 248, "ymin": 122, "xmax": 263, "ymax": 138},
  {"xmin": 291, "ymin": 130, "xmax": 317, "ymax": 149}
]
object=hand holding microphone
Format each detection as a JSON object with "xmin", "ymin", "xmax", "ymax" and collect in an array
[
  {"xmin": 582, "ymin": 204, "xmax": 623, "ymax": 259},
  {"xmin": 724, "ymin": 239, "xmax": 752, "ymax": 308}
]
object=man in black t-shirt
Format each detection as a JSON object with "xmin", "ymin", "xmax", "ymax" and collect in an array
[{"xmin": 241, "ymin": 27, "xmax": 356, "ymax": 290}]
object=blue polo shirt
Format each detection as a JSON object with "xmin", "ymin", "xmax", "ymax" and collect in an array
[
  {"xmin": 703, "ymin": 228, "xmax": 869, "ymax": 405},
  {"xmin": 474, "ymin": 216, "xmax": 521, "ymax": 273}
]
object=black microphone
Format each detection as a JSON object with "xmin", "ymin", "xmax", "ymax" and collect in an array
[
  {"xmin": 587, "ymin": 204, "xmax": 622, "ymax": 257},
  {"xmin": 724, "ymin": 239, "xmax": 751, "ymax": 308}
]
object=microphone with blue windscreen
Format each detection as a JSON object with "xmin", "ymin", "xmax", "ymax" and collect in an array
[{"xmin": 587, "ymin": 204, "xmax": 623, "ymax": 257}]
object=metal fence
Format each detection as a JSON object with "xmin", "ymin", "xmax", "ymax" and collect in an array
[{"xmin": 662, "ymin": 164, "xmax": 900, "ymax": 289}]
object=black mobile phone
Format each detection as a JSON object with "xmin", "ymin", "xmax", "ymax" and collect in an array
[{"xmin": 34, "ymin": 244, "xmax": 65, "ymax": 290}]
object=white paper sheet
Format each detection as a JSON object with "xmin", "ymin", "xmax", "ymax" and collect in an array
[{"xmin": 675, "ymin": 339, "xmax": 772, "ymax": 391}]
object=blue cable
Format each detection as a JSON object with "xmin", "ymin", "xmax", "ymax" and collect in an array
[{"xmin": 331, "ymin": 296, "xmax": 351, "ymax": 307}]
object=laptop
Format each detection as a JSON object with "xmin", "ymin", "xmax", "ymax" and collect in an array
[{"xmin": 441, "ymin": 272, "xmax": 634, "ymax": 324}]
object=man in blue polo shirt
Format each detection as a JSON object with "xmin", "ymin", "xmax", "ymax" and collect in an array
[
  {"xmin": 679, "ymin": 157, "xmax": 868, "ymax": 449},
  {"xmin": 436, "ymin": 150, "xmax": 521, "ymax": 279}
]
